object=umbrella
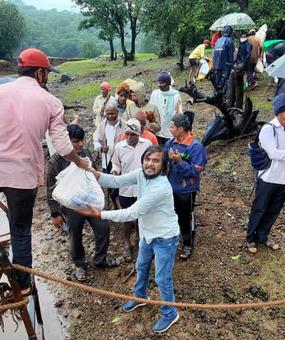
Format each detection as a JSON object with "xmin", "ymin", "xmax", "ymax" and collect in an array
[
  {"xmin": 265, "ymin": 54, "xmax": 285, "ymax": 79},
  {"xmin": 210, "ymin": 12, "xmax": 255, "ymax": 31}
]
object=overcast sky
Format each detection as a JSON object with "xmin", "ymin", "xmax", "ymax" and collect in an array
[{"xmin": 23, "ymin": 0, "xmax": 80, "ymax": 12}]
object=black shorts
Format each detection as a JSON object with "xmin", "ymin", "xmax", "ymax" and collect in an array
[
  {"xmin": 119, "ymin": 196, "xmax": 137, "ymax": 208},
  {"xmin": 189, "ymin": 58, "xmax": 199, "ymax": 67}
]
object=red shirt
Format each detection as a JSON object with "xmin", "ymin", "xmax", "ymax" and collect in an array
[{"xmin": 211, "ymin": 32, "xmax": 220, "ymax": 49}]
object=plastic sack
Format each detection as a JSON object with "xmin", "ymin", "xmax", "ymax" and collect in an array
[
  {"xmin": 255, "ymin": 58, "xmax": 264, "ymax": 73},
  {"xmin": 197, "ymin": 60, "xmax": 211, "ymax": 80},
  {"xmin": 52, "ymin": 162, "xmax": 105, "ymax": 210}
]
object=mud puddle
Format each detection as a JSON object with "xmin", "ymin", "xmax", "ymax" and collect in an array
[{"xmin": 0, "ymin": 275, "xmax": 67, "ymax": 340}]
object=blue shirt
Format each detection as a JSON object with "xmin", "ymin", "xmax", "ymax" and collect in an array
[
  {"xmin": 164, "ymin": 135, "xmax": 207, "ymax": 194},
  {"xmin": 99, "ymin": 169, "xmax": 180, "ymax": 243}
]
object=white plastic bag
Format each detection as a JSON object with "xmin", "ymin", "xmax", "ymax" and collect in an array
[
  {"xmin": 52, "ymin": 163, "xmax": 105, "ymax": 210},
  {"xmin": 255, "ymin": 58, "xmax": 264, "ymax": 73}
]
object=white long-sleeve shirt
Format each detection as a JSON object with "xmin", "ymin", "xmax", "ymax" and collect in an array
[
  {"xmin": 99, "ymin": 169, "xmax": 180, "ymax": 243},
  {"xmin": 149, "ymin": 87, "xmax": 182, "ymax": 139},
  {"xmin": 259, "ymin": 117, "xmax": 285, "ymax": 184}
]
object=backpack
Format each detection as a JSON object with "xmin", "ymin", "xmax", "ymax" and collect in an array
[
  {"xmin": 247, "ymin": 123, "xmax": 277, "ymax": 171},
  {"xmin": 247, "ymin": 123, "xmax": 278, "ymax": 198}
]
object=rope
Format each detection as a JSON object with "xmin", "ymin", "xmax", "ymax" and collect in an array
[
  {"xmin": 0, "ymin": 298, "xmax": 28, "ymax": 313},
  {"xmin": 12, "ymin": 264, "xmax": 285, "ymax": 310}
]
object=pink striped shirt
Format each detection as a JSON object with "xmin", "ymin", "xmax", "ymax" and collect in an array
[{"xmin": 0, "ymin": 77, "xmax": 73, "ymax": 189}]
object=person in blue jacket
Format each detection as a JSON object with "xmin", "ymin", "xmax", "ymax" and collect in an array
[
  {"xmin": 237, "ymin": 32, "xmax": 252, "ymax": 72},
  {"xmin": 213, "ymin": 25, "xmax": 235, "ymax": 92},
  {"xmin": 164, "ymin": 113, "xmax": 207, "ymax": 259}
]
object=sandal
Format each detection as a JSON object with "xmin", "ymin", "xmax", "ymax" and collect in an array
[
  {"xmin": 73, "ymin": 267, "xmax": 86, "ymax": 282},
  {"xmin": 180, "ymin": 246, "xmax": 192, "ymax": 260},
  {"xmin": 246, "ymin": 242, "xmax": 257, "ymax": 254},
  {"xmin": 265, "ymin": 239, "xmax": 279, "ymax": 250},
  {"xmin": 95, "ymin": 256, "xmax": 120, "ymax": 268}
]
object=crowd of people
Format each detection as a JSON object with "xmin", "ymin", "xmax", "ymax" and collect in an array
[
  {"xmin": 189, "ymin": 26, "xmax": 263, "ymax": 95},
  {"xmin": 0, "ymin": 27, "xmax": 285, "ymax": 333}
]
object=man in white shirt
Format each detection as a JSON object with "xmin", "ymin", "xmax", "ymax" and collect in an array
[
  {"xmin": 149, "ymin": 71, "xmax": 183, "ymax": 145},
  {"xmin": 93, "ymin": 81, "xmax": 115, "ymax": 127},
  {"xmin": 93, "ymin": 103, "xmax": 126, "ymax": 210},
  {"xmin": 112, "ymin": 118, "xmax": 151, "ymax": 260},
  {"xmin": 246, "ymin": 93, "xmax": 285, "ymax": 253},
  {"xmin": 93, "ymin": 103, "xmax": 126, "ymax": 172}
]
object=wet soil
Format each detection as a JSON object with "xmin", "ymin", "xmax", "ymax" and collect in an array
[{"xmin": 4, "ymin": 58, "xmax": 285, "ymax": 339}]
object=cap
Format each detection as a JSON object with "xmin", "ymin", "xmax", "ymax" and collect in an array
[
  {"xmin": 131, "ymin": 82, "xmax": 146, "ymax": 96},
  {"xmin": 18, "ymin": 48, "xmax": 58, "ymax": 72},
  {"xmin": 116, "ymin": 82, "xmax": 130, "ymax": 95},
  {"xmin": 125, "ymin": 118, "xmax": 141, "ymax": 135},
  {"xmin": 273, "ymin": 93, "xmax": 285, "ymax": 116},
  {"xmin": 157, "ymin": 71, "xmax": 172, "ymax": 85},
  {"xmin": 123, "ymin": 78, "xmax": 137, "ymax": 89},
  {"xmin": 248, "ymin": 29, "xmax": 256, "ymax": 35},
  {"xmin": 99, "ymin": 81, "xmax": 111, "ymax": 92}
]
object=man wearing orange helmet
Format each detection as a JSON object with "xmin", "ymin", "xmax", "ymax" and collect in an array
[{"xmin": 0, "ymin": 48, "xmax": 89, "ymax": 294}]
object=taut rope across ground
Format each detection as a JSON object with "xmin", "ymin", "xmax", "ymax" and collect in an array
[{"xmin": 11, "ymin": 264, "xmax": 285, "ymax": 311}]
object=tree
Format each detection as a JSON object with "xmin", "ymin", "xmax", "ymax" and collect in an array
[
  {"xmin": 248, "ymin": 0, "xmax": 285, "ymax": 39},
  {"xmin": 228, "ymin": 0, "xmax": 248, "ymax": 11},
  {"xmin": 98, "ymin": 29, "xmax": 116, "ymax": 60},
  {"xmin": 74, "ymin": 0, "xmax": 143, "ymax": 65},
  {"xmin": 79, "ymin": 13, "xmax": 116, "ymax": 60},
  {"xmin": 0, "ymin": 0, "xmax": 26, "ymax": 59},
  {"xmin": 142, "ymin": 0, "xmax": 230, "ymax": 69},
  {"xmin": 80, "ymin": 39, "xmax": 101, "ymax": 58}
]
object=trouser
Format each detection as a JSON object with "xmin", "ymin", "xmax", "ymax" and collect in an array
[
  {"xmin": 1, "ymin": 187, "xmax": 37, "ymax": 289},
  {"xmin": 247, "ymin": 179, "xmax": 285, "ymax": 243},
  {"xmin": 214, "ymin": 67, "xmax": 232, "ymax": 94},
  {"xmin": 247, "ymin": 63, "xmax": 256, "ymax": 86},
  {"xmin": 62, "ymin": 207, "xmax": 110, "ymax": 267},
  {"xmin": 134, "ymin": 236, "xmax": 179, "ymax": 320},
  {"xmin": 102, "ymin": 163, "xmax": 119, "ymax": 199},
  {"xmin": 173, "ymin": 192, "xmax": 196, "ymax": 247},
  {"xmin": 228, "ymin": 69, "xmax": 244, "ymax": 109}
]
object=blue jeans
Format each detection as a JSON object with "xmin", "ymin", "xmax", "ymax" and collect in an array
[{"xmin": 134, "ymin": 235, "xmax": 179, "ymax": 319}]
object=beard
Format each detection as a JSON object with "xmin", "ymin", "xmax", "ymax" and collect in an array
[{"xmin": 142, "ymin": 168, "xmax": 161, "ymax": 180}]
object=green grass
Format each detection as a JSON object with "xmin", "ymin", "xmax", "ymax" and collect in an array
[
  {"xmin": 135, "ymin": 53, "xmax": 157, "ymax": 60},
  {"xmin": 250, "ymin": 252, "xmax": 285, "ymax": 299},
  {"xmin": 251, "ymin": 95, "xmax": 273, "ymax": 113},
  {"xmin": 63, "ymin": 78, "xmax": 121, "ymax": 102},
  {"xmin": 54, "ymin": 59, "xmax": 122, "ymax": 77}
]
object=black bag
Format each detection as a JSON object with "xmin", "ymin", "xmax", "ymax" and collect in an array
[{"xmin": 247, "ymin": 123, "xmax": 277, "ymax": 171}]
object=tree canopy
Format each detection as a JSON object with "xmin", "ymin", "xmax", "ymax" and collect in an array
[
  {"xmin": 0, "ymin": 0, "xmax": 26, "ymax": 58},
  {"xmin": 9, "ymin": 0, "xmax": 106, "ymax": 58},
  {"xmin": 3, "ymin": 0, "xmax": 285, "ymax": 61},
  {"xmin": 74, "ymin": 0, "xmax": 143, "ymax": 63}
]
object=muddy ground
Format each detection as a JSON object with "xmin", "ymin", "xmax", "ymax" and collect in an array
[{"xmin": 16, "ymin": 57, "xmax": 285, "ymax": 339}]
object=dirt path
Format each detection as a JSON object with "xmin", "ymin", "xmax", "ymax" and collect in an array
[{"xmin": 28, "ymin": 59, "xmax": 285, "ymax": 339}]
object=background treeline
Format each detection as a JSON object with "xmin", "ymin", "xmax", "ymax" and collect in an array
[
  {"xmin": 1, "ymin": 0, "xmax": 284, "ymax": 61},
  {"xmin": 3, "ymin": 0, "xmax": 152, "ymax": 59}
]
